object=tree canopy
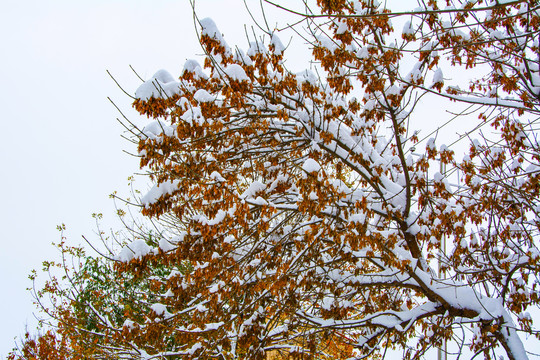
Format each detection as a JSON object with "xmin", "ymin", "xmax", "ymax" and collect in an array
[{"xmin": 11, "ymin": 1, "xmax": 540, "ymax": 359}]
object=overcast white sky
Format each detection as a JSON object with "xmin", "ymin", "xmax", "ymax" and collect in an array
[{"xmin": 0, "ymin": 0, "xmax": 310, "ymax": 356}]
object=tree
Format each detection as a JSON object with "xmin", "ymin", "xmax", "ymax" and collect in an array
[
  {"xmin": 8, "ymin": 222, "xmax": 188, "ymax": 360},
  {"xmin": 12, "ymin": 0, "xmax": 540, "ymax": 359}
]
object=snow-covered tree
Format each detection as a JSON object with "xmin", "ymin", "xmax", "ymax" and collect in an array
[{"xmin": 12, "ymin": 1, "xmax": 540, "ymax": 359}]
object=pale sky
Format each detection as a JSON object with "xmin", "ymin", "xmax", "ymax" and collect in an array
[{"xmin": 0, "ymin": 0, "xmax": 305, "ymax": 356}]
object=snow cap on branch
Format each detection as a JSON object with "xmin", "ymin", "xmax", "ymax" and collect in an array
[{"xmin": 135, "ymin": 69, "xmax": 181, "ymax": 100}]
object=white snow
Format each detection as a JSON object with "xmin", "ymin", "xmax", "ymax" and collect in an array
[
  {"xmin": 317, "ymin": 34, "xmax": 338, "ymax": 52},
  {"xmin": 427, "ymin": 138, "xmax": 436, "ymax": 150},
  {"xmin": 302, "ymin": 158, "xmax": 321, "ymax": 173},
  {"xmin": 141, "ymin": 180, "xmax": 180, "ymax": 206},
  {"xmin": 142, "ymin": 120, "xmax": 176, "ymax": 139},
  {"xmin": 432, "ymin": 68, "xmax": 444, "ymax": 85},
  {"xmin": 122, "ymin": 319, "xmax": 136, "ymax": 329},
  {"xmin": 210, "ymin": 171, "xmax": 226, "ymax": 182},
  {"xmin": 357, "ymin": 46, "xmax": 369, "ymax": 59},
  {"xmin": 183, "ymin": 59, "xmax": 208, "ymax": 79},
  {"xmin": 403, "ymin": 21, "xmax": 414, "ymax": 35},
  {"xmin": 159, "ymin": 237, "xmax": 177, "ymax": 252},
  {"xmin": 270, "ymin": 33, "xmax": 285, "ymax": 55},
  {"xmin": 151, "ymin": 303, "xmax": 170, "ymax": 317},
  {"xmin": 194, "ymin": 89, "xmax": 215, "ymax": 103},
  {"xmin": 180, "ymin": 106, "xmax": 205, "ymax": 125},
  {"xmin": 247, "ymin": 41, "xmax": 266, "ymax": 56},
  {"xmin": 199, "ymin": 17, "xmax": 231, "ymax": 55},
  {"xmin": 183, "ymin": 59, "xmax": 201, "ymax": 73},
  {"xmin": 135, "ymin": 70, "xmax": 181, "ymax": 100},
  {"xmin": 117, "ymin": 239, "xmax": 151, "ymax": 262},
  {"xmin": 296, "ymin": 69, "xmax": 318, "ymax": 85},
  {"xmin": 335, "ymin": 19, "xmax": 348, "ymax": 35},
  {"xmin": 321, "ymin": 296, "xmax": 334, "ymax": 310},
  {"xmin": 204, "ymin": 322, "xmax": 224, "ymax": 331},
  {"xmin": 225, "ymin": 64, "xmax": 249, "ymax": 81},
  {"xmin": 187, "ymin": 343, "xmax": 202, "ymax": 355},
  {"xmin": 200, "ymin": 18, "xmax": 223, "ymax": 42},
  {"xmin": 250, "ymin": 196, "xmax": 268, "ymax": 206},
  {"xmin": 240, "ymin": 181, "xmax": 266, "ymax": 199}
]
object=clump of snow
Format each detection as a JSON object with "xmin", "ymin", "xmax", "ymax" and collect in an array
[
  {"xmin": 247, "ymin": 40, "xmax": 266, "ymax": 56},
  {"xmin": 135, "ymin": 70, "xmax": 181, "ymax": 101},
  {"xmin": 349, "ymin": 213, "xmax": 366, "ymax": 224},
  {"xmin": 183, "ymin": 59, "xmax": 201, "ymax": 73},
  {"xmin": 225, "ymin": 64, "xmax": 249, "ymax": 81},
  {"xmin": 200, "ymin": 18, "xmax": 230, "ymax": 53},
  {"xmin": 321, "ymin": 296, "xmax": 335, "ymax": 310},
  {"xmin": 183, "ymin": 59, "xmax": 208, "ymax": 79},
  {"xmin": 187, "ymin": 343, "xmax": 202, "ymax": 355},
  {"xmin": 234, "ymin": 48, "xmax": 253, "ymax": 66},
  {"xmin": 152, "ymin": 69, "xmax": 174, "ymax": 83},
  {"xmin": 403, "ymin": 21, "xmax": 414, "ymax": 35},
  {"xmin": 433, "ymin": 172, "xmax": 444, "ymax": 182},
  {"xmin": 122, "ymin": 319, "xmax": 136, "ymax": 329},
  {"xmin": 181, "ymin": 106, "xmax": 205, "ymax": 125},
  {"xmin": 302, "ymin": 158, "xmax": 321, "ymax": 173},
  {"xmin": 427, "ymin": 138, "xmax": 437, "ymax": 150},
  {"xmin": 364, "ymin": 99, "xmax": 377, "ymax": 111},
  {"xmin": 270, "ymin": 33, "xmax": 285, "ymax": 55},
  {"xmin": 198, "ymin": 209, "xmax": 229, "ymax": 226},
  {"xmin": 357, "ymin": 46, "xmax": 369, "ymax": 59},
  {"xmin": 489, "ymin": 30, "xmax": 504, "ymax": 40},
  {"xmin": 332, "ymin": 179, "xmax": 351, "ymax": 195},
  {"xmin": 159, "ymin": 236, "xmax": 180, "ymax": 252},
  {"xmin": 317, "ymin": 34, "xmax": 338, "ymax": 52},
  {"xmin": 200, "ymin": 18, "xmax": 222, "ymax": 40},
  {"xmin": 209, "ymin": 280, "xmax": 225, "ymax": 293},
  {"xmin": 386, "ymin": 85, "xmax": 400, "ymax": 96},
  {"xmin": 205, "ymin": 322, "xmax": 224, "ymax": 330},
  {"xmin": 432, "ymin": 68, "xmax": 444, "ymax": 84},
  {"xmin": 151, "ymin": 303, "xmax": 168, "ymax": 316},
  {"xmin": 296, "ymin": 69, "xmax": 318, "ymax": 85},
  {"xmin": 250, "ymin": 196, "xmax": 268, "ymax": 206},
  {"xmin": 240, "ymin": 181, "xmax": 266, "ymax": 199},
  {"xmin": 142, "ymin": 120, "xmax": 176, "ymax": 139},
  {"xmin": 406, "ymin": 61, "xmax": 424, "ymax": 83},
  {"xmin": 117, "ymin": 239, "xmax": 151, "ymax": 262},
  {"xmin": 141, "ymin": 180, "xmax": 180, "ymax": 206},
  {"xmin": 210, "ymin": 171, "xmax": 226, "ymax": 182},
  {"xmin": 335, "ymin": 19, "xmax": 348, "ymax": 34},
  {"xmin": 194, "ymin": 89, "xmax": 215, "ymax": 103}
]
